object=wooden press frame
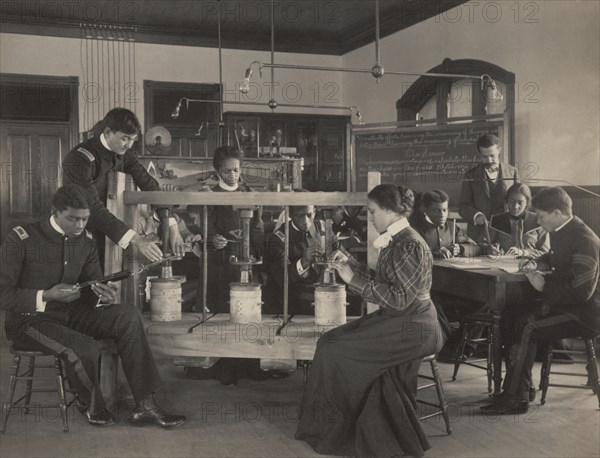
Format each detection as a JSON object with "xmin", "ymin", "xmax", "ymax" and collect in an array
[{"xmin": 121, "ymin": 191, "xmax": 369, "ymax": 324}]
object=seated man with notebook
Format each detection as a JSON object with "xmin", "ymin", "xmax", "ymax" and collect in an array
[{"xmin": 482, "ymin": 187, "xmax": 599, "ymax": 414}]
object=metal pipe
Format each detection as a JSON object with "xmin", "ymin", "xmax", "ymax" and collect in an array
[
  {"xmin": 157, "ymin": 208, "xmax": 173, "ymax": 278},
  {"xmin": 242, "ymin": 217, "xmax": 251, "ymax": 261},
  {"xmin": 174, "ymin": 97, "xmax": 355, "ymax": 112},
  {"xmin": 202, "ymin": 205, "xmax": 208, "ymax": 319},
  {"xmin": 283, "ymin": 205, "xmax": 289, "ymax": 322},
  {"xmin": 522, "ymin": 179, "xmax": 600, "ymax": 198},
  {"xmin": 270, "ymin": 0, "xmax": 275, "ymax": 103},
  {"xmin": 217, "ymin": 0, "xmax": 223, "ymax": 145},
  {"xmin": 257, "ymin": 63, "xmax": 484, "ymax": 81},
  {"xmin": 375, "ymin": 0, "xmax": 380, "ymax": 66}
]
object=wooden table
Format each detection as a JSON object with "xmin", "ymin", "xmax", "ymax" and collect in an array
[{"xmin": 432, "ymin": 258, "xmax": 539, "ymax": 394}]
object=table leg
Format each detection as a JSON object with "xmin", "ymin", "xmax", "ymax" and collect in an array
[{"xmin": 489, "ymin": 283, "xmax": 506, "ymax": 395}]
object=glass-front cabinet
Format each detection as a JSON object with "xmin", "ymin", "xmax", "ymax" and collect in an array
[{"xmin": 223, "ymin": 112, "xmax": 349, "ymax": 191}]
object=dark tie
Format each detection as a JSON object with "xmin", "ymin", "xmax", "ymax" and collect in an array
[{"xmin": 515, "ymin": 219, "xmax": 524, "ymax": 249}]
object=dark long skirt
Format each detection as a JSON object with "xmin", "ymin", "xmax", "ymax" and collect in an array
[{"xmin": 296, "ymin": 304, "xmax": 444, "ymax": 457}]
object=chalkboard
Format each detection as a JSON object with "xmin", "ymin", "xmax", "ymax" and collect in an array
[{"xmin": 353, "ymin": 121, "xmax": 505, "ymax": 205}]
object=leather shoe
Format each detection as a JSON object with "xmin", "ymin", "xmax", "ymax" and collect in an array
[
  {"xmin": 529, "ymin": 386, "xmax": 536, "ymax": 403},
  {"xmin": 80, "ymin": 407, "xmax": 116, "ymax": 426},
  {"xmin": 127, "ymin": 406, "xmax": 186, "ymax": 429},
  {"xmin": 480, "ymin": 395, "xmax": 529, "ymax": 415}
]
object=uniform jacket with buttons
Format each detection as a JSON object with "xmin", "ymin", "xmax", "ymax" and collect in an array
[
  {"xmin": 488, "ymin": 210, "xmax": 549, "ymax": 257},
  {"xmin": 265, "ymin": 219, "xmax": 339, "ymax": 311},
  {"xmin": 538, "ymin": 217, "xmax": 600, "ymax": 334},
  {"xmin": 0, "ymin": 219, "xmax": 101, "ymax": 316},
  {"xmin": 62, "ymin": 135, "xmax": 160, "ymax": 244},
  {"xmin": 410, "ymin": 212, "xmax": 481, "ymax": 259}
]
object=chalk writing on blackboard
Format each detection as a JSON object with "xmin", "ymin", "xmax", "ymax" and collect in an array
[{"xmin": 354, "ymin": 122, "xmax": 503, "ymax": 202}]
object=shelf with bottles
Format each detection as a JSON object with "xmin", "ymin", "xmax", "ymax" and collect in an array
[
  {"xmin": 222, "ymin": 111, "xmax": 350, "ymax": 190},
  {"xmin": 221, "ymin": 115, "xmax": 260, "ymax": 157}
]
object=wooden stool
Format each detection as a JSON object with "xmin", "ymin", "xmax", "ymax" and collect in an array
[
  {"xmin": 1, "ymin": 346, "xmax": 74, "ymax": 433},
  {"xmin": 452, "ymin": 313, "xmax": 494, "ymax": 393},
  {"xmin": 417, "ymin": 355, "xmax": 452, "ymax": 435},
  {"xmin": 539, "ymin": 337, "xmax": 600, "ymax": 408}
]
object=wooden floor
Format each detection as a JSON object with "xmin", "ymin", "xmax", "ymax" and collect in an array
[{"xmin": 1, "ymin": 335, "xmax": 598, "ymax": 458}]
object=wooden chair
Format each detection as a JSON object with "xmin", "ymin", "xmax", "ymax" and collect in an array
[
  {"xmin": 1, "ymin": 340, "xmax": 119, "ymax": 433},
  {"xmin": 1, "ymin": 346, "xmax": 73, "ymax": 433},
  {"xmin": 451, "ymin": 313, "xmax": 494, "ymax": 393},
  {"xmin": 539, "ymin": 337, "xmax": 600, "ymax": 408}
]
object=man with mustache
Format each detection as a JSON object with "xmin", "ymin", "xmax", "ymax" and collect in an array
[{"xmin": 458, "ymin": 134, "xmax": 519, "ymax": 241}]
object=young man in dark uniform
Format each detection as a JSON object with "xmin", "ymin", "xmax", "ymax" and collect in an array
[
  {"xmin": 265, "ymin": 205, "xmax": 340, "ymax": 315},
  {"xmin": 482, "ymin": 187, "xmax": 600, "ymax": 414},
  {"xmin": 411, "ymin": 189, "xmax": 489, "ymax": 353},
  {"xmin": 62, "ymin": 108, "xmax": 184, "ymax": 265},
  {"xmin": 0, "ymin": 185, "xmax": 186, "ymax": 428},
  {"xmin": 412, "ymin": 190, "xmax": 481, "ymax": 260}
]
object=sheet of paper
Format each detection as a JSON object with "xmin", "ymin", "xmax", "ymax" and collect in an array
[{"xmin": 444, "ymin": 255, "xmax": 523, "ymax": 272}]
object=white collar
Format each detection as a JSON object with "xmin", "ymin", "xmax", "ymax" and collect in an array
[
  {"xmin": 554, "ymin": 216, "xmax": 573, "ymax": 232},
  {"xmin": 291, "ymin": 221, "xmax": 318, "ymax": 239},
  {"xmin": 50, "ymin": 216, "xmax": 66, "ymax": 236},
  {"xmin": 386, "ymin": 217, "xmax": 409, "ymax": 236},
  {"xmin": 373, "ymin": 217, "xmax": 409, "ymax": 249},
  {"xmin": 218, "ymin": 179, "xmax": 239, "ymax": 191},
  {"xmin": 425, "ymin": 214, "xmax": 445, "ymax": 229},
  {"xmin": 100, "ymin": 133, "xmax": 114, "ymax": 152}
]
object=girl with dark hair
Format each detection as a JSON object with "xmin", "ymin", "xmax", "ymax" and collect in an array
[
  {"xmin": 488, "ymin": 183, "xmax": 549, "ymax": 257},
  {"xmin": 296, "ymin": 184, "xmax": 444, "ymax": 457}
]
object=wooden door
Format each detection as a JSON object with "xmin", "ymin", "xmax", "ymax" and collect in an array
[{"xmin": 0, "ymin": 122, "xmax": 70, "ymax": 242}]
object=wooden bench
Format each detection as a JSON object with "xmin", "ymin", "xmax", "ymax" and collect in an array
[{"xmin": 143, "ymin": 313, "xmax": 358, "ymax": 371}]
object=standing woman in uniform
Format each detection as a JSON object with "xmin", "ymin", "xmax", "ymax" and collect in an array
[{"xmin": 296, "ymin": 184, "xmax": 444, "ymax": 457}]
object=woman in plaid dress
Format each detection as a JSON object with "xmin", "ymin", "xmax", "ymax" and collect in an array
[{"xmin": 296, "ymin": 184, "xmax": 444, "ymax": 457}]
